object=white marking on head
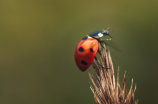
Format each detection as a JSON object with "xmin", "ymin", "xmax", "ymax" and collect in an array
[
  {"xmin": 98, "ymin": 33, "xmax": 103, "ymax": 37},
  {"xmin": 88, "ymin": 36, "xmax": 92, "ymax": 38}
]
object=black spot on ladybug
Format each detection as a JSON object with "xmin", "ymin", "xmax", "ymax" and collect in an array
[
  {"xmin": 81, "ymin": 60, "xmax": 87, "ymax": 65},
  {"xmin": 90, "ymin": 48, "xmax": 93, "ymax": 52},
  {"xmin": 78, "ymin": 47, "xmax": 84, "ymax": 52},
  {"xmin": 82, "ymin": 36, "xmax": 88, "ymax": 40}
]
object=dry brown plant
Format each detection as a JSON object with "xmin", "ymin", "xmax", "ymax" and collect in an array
[{"xmin": 89, "ymin": 44, "xmax": 138, "ymax": 104}]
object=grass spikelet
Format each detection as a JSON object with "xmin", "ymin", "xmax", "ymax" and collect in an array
[{"xmin": 89, "ymin": 43, "xmax": 138, "ymax": 104}]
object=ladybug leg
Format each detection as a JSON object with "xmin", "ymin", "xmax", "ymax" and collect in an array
[
  {"xmin": 99, "ymin": 40, "xmax": 109, "ymax": 52},
  {"xmin": 99, "ymin": 41, "xmax": 105, "ymax": 49},
  {"xmin": 97, "ymin": 49, "xmax": 101, "ymax": 56},
  {"xmin": 94, "ymin": 56, "xmax": 104, "ymax": 68},
  {"xmin": 95, "ymin": 56, "xmax": 110, "ymax": 69}
]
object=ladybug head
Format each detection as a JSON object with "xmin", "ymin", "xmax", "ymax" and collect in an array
[
  {"xmin": 89, "ymin": 28, "xmax": 112, "ymax": 39},
  {"xmin": 101, "ymin": 29, "xmax": 112, "ymax": 38}
]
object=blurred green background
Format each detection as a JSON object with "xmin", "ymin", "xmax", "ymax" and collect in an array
[{"xmin": 0, "ymin": 0, "xmax": 158, "ymax": 104}]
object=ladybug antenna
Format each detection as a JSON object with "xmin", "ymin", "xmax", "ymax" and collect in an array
[
  {"xmin": 101, "ymin": 27, "xmax": 112, "ymax": 38},
  {"xmin": 107, "ymin": 27, "xmax": 113, "ymax": 38},
  {"xmin": 106, "ymin": 27, "xmax": 110, "ymax": 31},
  {"xmin": 107, "ymin": 27, "xmax": 114, "ymax": 33}
]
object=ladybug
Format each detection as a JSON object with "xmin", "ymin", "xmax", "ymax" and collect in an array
[{"xmin": 74, "ymin": 29, "xmax": 112, "ymax": 72}]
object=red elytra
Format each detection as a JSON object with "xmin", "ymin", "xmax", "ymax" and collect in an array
[
  {"xmin": 74, "ymin": 37, "xmax": 99, "ymax": 72},
  {"xmin": 74, "ymin": 29, "xmax": 112, "ymax": 72}
]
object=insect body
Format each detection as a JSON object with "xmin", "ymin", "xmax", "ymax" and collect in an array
[{"xmin": 74, "ymin": 29, "xmax": 112, "ymax": 72}]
